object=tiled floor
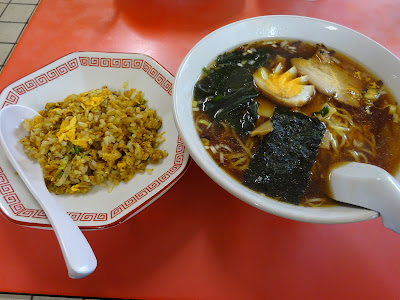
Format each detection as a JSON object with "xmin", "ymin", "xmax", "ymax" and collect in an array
[
  {"xmin": 0, "ymin": 0, "xmax": 40, "ymax": 73},
  {"xmin": 0, "ymin": 2, "xmax": 113, "ymax": 299}
]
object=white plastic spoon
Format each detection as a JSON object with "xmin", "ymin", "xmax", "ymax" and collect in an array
[
  {"xmin": 330, "ymin": 162, "xmax": 400, "ymax": 234},
  {"xmin": 0, "ymin": 105, "xmax": 97, "ymax": 279}
]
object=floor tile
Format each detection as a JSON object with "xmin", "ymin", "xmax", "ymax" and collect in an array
[
  {"xmin": 0, "ymin": 3, "xmax": 35, "ymax": 22},
  {"xmin": 0, "ymin": 1, "xmax": 10, "ymax": 4},
  {"xmin": 0, "ymin": 22, "xmax": 24, "ymax": 42},
  {"xmin": 0, "ymin": 3, "xmax": 7, "ymax": 15},
  {"xmin": 0, "ymin": 294, "xmax": 31, "ymax": 300},
  {"xmin": 11, "ymin": 0, "xmax": 39, "ymax": 3},
  {"xmin": 0, "ymin": 43, "xmax": 13, "ymax": 64}
]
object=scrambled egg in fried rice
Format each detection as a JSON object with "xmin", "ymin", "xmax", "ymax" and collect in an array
[{"xmin": 20, "ymin": 86, "xmax": 168, "ymax": 194}]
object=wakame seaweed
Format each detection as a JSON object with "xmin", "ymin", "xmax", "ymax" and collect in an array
[
  {"xmin": 243, "ymin": 108, "xmax": 326, "ymax": 205},
  {"xmin": 194, "ymin": 65, "xmax": 258, "ymax": 136},
  {"xmin": 216, "ymin": 47, "xmax": 272, "ymax": 72},
  {"xmin": 194, "ymin": 47, "xmax": 272, "ymax": 136}
]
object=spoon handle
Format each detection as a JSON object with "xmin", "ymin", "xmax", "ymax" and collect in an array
[{"xmin": 31, "ymin": 184, "xmax": 97, "ymax": 279}]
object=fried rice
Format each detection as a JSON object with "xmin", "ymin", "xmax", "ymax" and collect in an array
[{"xmin": 20, "ymin": 86, "xmax": 168, "ymax": 194}]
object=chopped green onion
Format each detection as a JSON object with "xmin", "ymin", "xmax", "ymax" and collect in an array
[
  {"xmin": 199, "ymin": 119, "xmax": 210, "ymax": 126},
  {"xmin": 313, "ymin": 105, "xmax": 330, "ymax": 117},
  {"xmin": 192, "ymin": 100, "xmax": 198, "ymax": 108},
  {"xmin": 202, "ymin": 67, "xmax": 210, "ymax": 74},
  {"xmin": 138, "ymin": 98, "xmax": 147, "ymax": 105},
  {"xmin": 59, "ymin": 156, "xmax": 69, "ymax": 170},
  {"xmin": 56, "ymin": 171, "xmax": 64, "ymax": 178},
  {"xmin": 74, "ymin": 145, "xmax": 80, "ymax": 154}
]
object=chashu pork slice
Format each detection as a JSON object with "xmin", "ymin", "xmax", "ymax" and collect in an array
[{"xmin": 291, "ymin": 56, "xmax": 363, "ymax": 107}]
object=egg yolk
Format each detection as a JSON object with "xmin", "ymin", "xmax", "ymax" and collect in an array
[{"xmin": 263, "ymin": 72, "xmax": 303, "ymax": 98}]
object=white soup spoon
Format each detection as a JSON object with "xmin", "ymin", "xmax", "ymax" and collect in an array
[
  {"xmin": 330, "ymin": 162, "xmax": 400, "ymax": 234},
  {"xmin": 0, "ymin": 105, "xmax": 97, "ymax": 279}
]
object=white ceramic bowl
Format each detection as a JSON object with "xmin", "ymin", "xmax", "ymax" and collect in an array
[
  {"xmin": 0, "ymin": 52, "xmax": 190, "ymax": 229},
  {"xmin": 173, "ymin": 15, "xmax": 400, "ymax": 224}
]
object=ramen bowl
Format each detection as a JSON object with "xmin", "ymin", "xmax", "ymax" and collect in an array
[{"xmin": 173, "ymin": 15, "xmax": 400, "ymax": 224}]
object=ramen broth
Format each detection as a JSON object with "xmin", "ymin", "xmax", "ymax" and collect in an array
[{"xmin": 193, "ymin": 40, "xmax": 400, "ymax": 206}]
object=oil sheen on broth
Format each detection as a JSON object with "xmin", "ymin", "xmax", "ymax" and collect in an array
[{"xmin": 192, "ymin": 40, "xmax": 400, "ymax": 207}]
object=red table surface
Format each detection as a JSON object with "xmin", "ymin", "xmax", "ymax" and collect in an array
[{"xmin": 1, "ymin": 0, "xmax": 400, "ymax": 299}]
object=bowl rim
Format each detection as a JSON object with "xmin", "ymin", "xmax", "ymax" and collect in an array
[{"xmin": 172, "ymin": 15, "xmax": 400, "ymax": 224}]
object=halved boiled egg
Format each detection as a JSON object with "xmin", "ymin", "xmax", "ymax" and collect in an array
[{"xmin": 253, "ymin": 63, "xmax": 315, "ymax": 107}]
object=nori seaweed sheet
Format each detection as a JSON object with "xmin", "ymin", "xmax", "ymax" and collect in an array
[{"xmin": 243, "ymin": 107, "xmax": 326, "ymax": 205}]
